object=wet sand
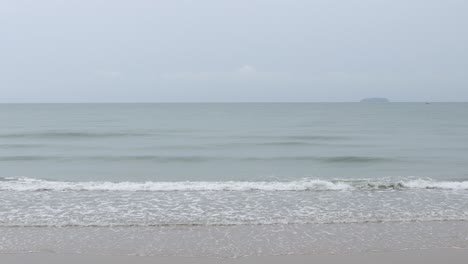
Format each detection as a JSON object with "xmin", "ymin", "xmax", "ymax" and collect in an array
[
  {"xmin": 1, "ymin": 248, "xmax": 468, "ymax": 264},
  {"xmin": 2, "ymin": 221, "xmax": 467, "ymax": 263},
  {"xmin": 2, "ymin": 221, "xmax": 468, "ymax": 258}
]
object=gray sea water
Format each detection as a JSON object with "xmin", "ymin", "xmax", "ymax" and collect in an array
[{"xmin": 1, "ymin": 103, "xmax": 468, "ymax": 228}]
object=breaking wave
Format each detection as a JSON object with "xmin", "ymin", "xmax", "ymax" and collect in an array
[{"xmin": 0, "ymin": 177, "xmax": 467, "ymax": 192}]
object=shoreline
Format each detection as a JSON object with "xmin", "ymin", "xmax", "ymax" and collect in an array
[
  {"xmin": 2, "ymin": 221, "xmax": 468, "ymax": 258},
  {"xmin": 2, "ymin": 248, "xmax": 468, "ymax": 264}
]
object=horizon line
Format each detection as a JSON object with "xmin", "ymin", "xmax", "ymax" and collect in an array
[{"xmin": 0, "ymin": 101, "xmax": 467, "ymax": 104}]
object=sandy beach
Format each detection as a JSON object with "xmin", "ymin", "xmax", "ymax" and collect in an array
[
  {"xmin": 1, "ymin": 221, "xmax": 468, "ymax": 262},
  {"xmin": 2, "ymin": 248, "xmax": 468, "ymax": 264}
]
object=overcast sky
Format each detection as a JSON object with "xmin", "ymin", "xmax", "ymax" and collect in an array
[{"xmin": 1, "ymin": 0, "xmax": 467, "ymax": 102}]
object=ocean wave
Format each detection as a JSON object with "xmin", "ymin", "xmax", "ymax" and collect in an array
[
  {"xmin": 253, "ymin": 141, "xmax": 326, "ymax": 146},
  {"xmin": 238, "ymin": 135, "xmax": 350, "ymax": 141},
  {"xmin": 1, "ymin": 217, "xmax": 468, "ymax": 228},
  {"xmin": 318, "ymin": 156, "xmax": 390, "ymax": 163},
  {"xmin": 0, "ymin": 155, "xmax": 215, "ymax": 162},
  {"xmin": 0, "ymin": 177, "xmax": 467, "ymax": 192},
  {"xmin": 0, "ymin": 144, "xmax": 45, "ymax": 149},
  {"xmin": 403, "ymin": 179, "xmax": 468, "ymax": 190},
  {"xmin": 0, "ymin": 131, "xmax": 151, "ymax": 139},
  {"xmin": 0, "ymin": 156, "xmax": 51, "ymax": 161},
  {"xmin": 286, "ymin": 135, "xmax": 349, "ymax": 141},
  {"xmin": 0, "ymin": 155, "xmax": 394, "ymax": 163},
  {"xmin": 240, "ymin": 156, "xmax": 390, "ymax": 162},
  {"xmin": 0, "ymin": 178, "xmax": 352, "ymax": 192}
]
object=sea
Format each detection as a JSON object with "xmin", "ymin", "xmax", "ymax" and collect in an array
[{"xmin": 1, "ymin": 103, "xmax": 468, "ymax": 257}]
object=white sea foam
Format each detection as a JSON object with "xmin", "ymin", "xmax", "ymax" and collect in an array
[
  {"xmin": 0, "ymin": 178, "xmax": 353, "ymax": 192},
  {"xmin": 402, "ymin": 179, "xmax": 468, "ymax": 190},
  {"xmin": 1, "ymin": 177, "xmax": 468, "ymax": 192}
]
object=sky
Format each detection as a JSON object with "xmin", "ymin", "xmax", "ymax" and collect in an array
[{"xmin": 0, "ymin": 0, "xmax": 467, "ymax": 102}]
